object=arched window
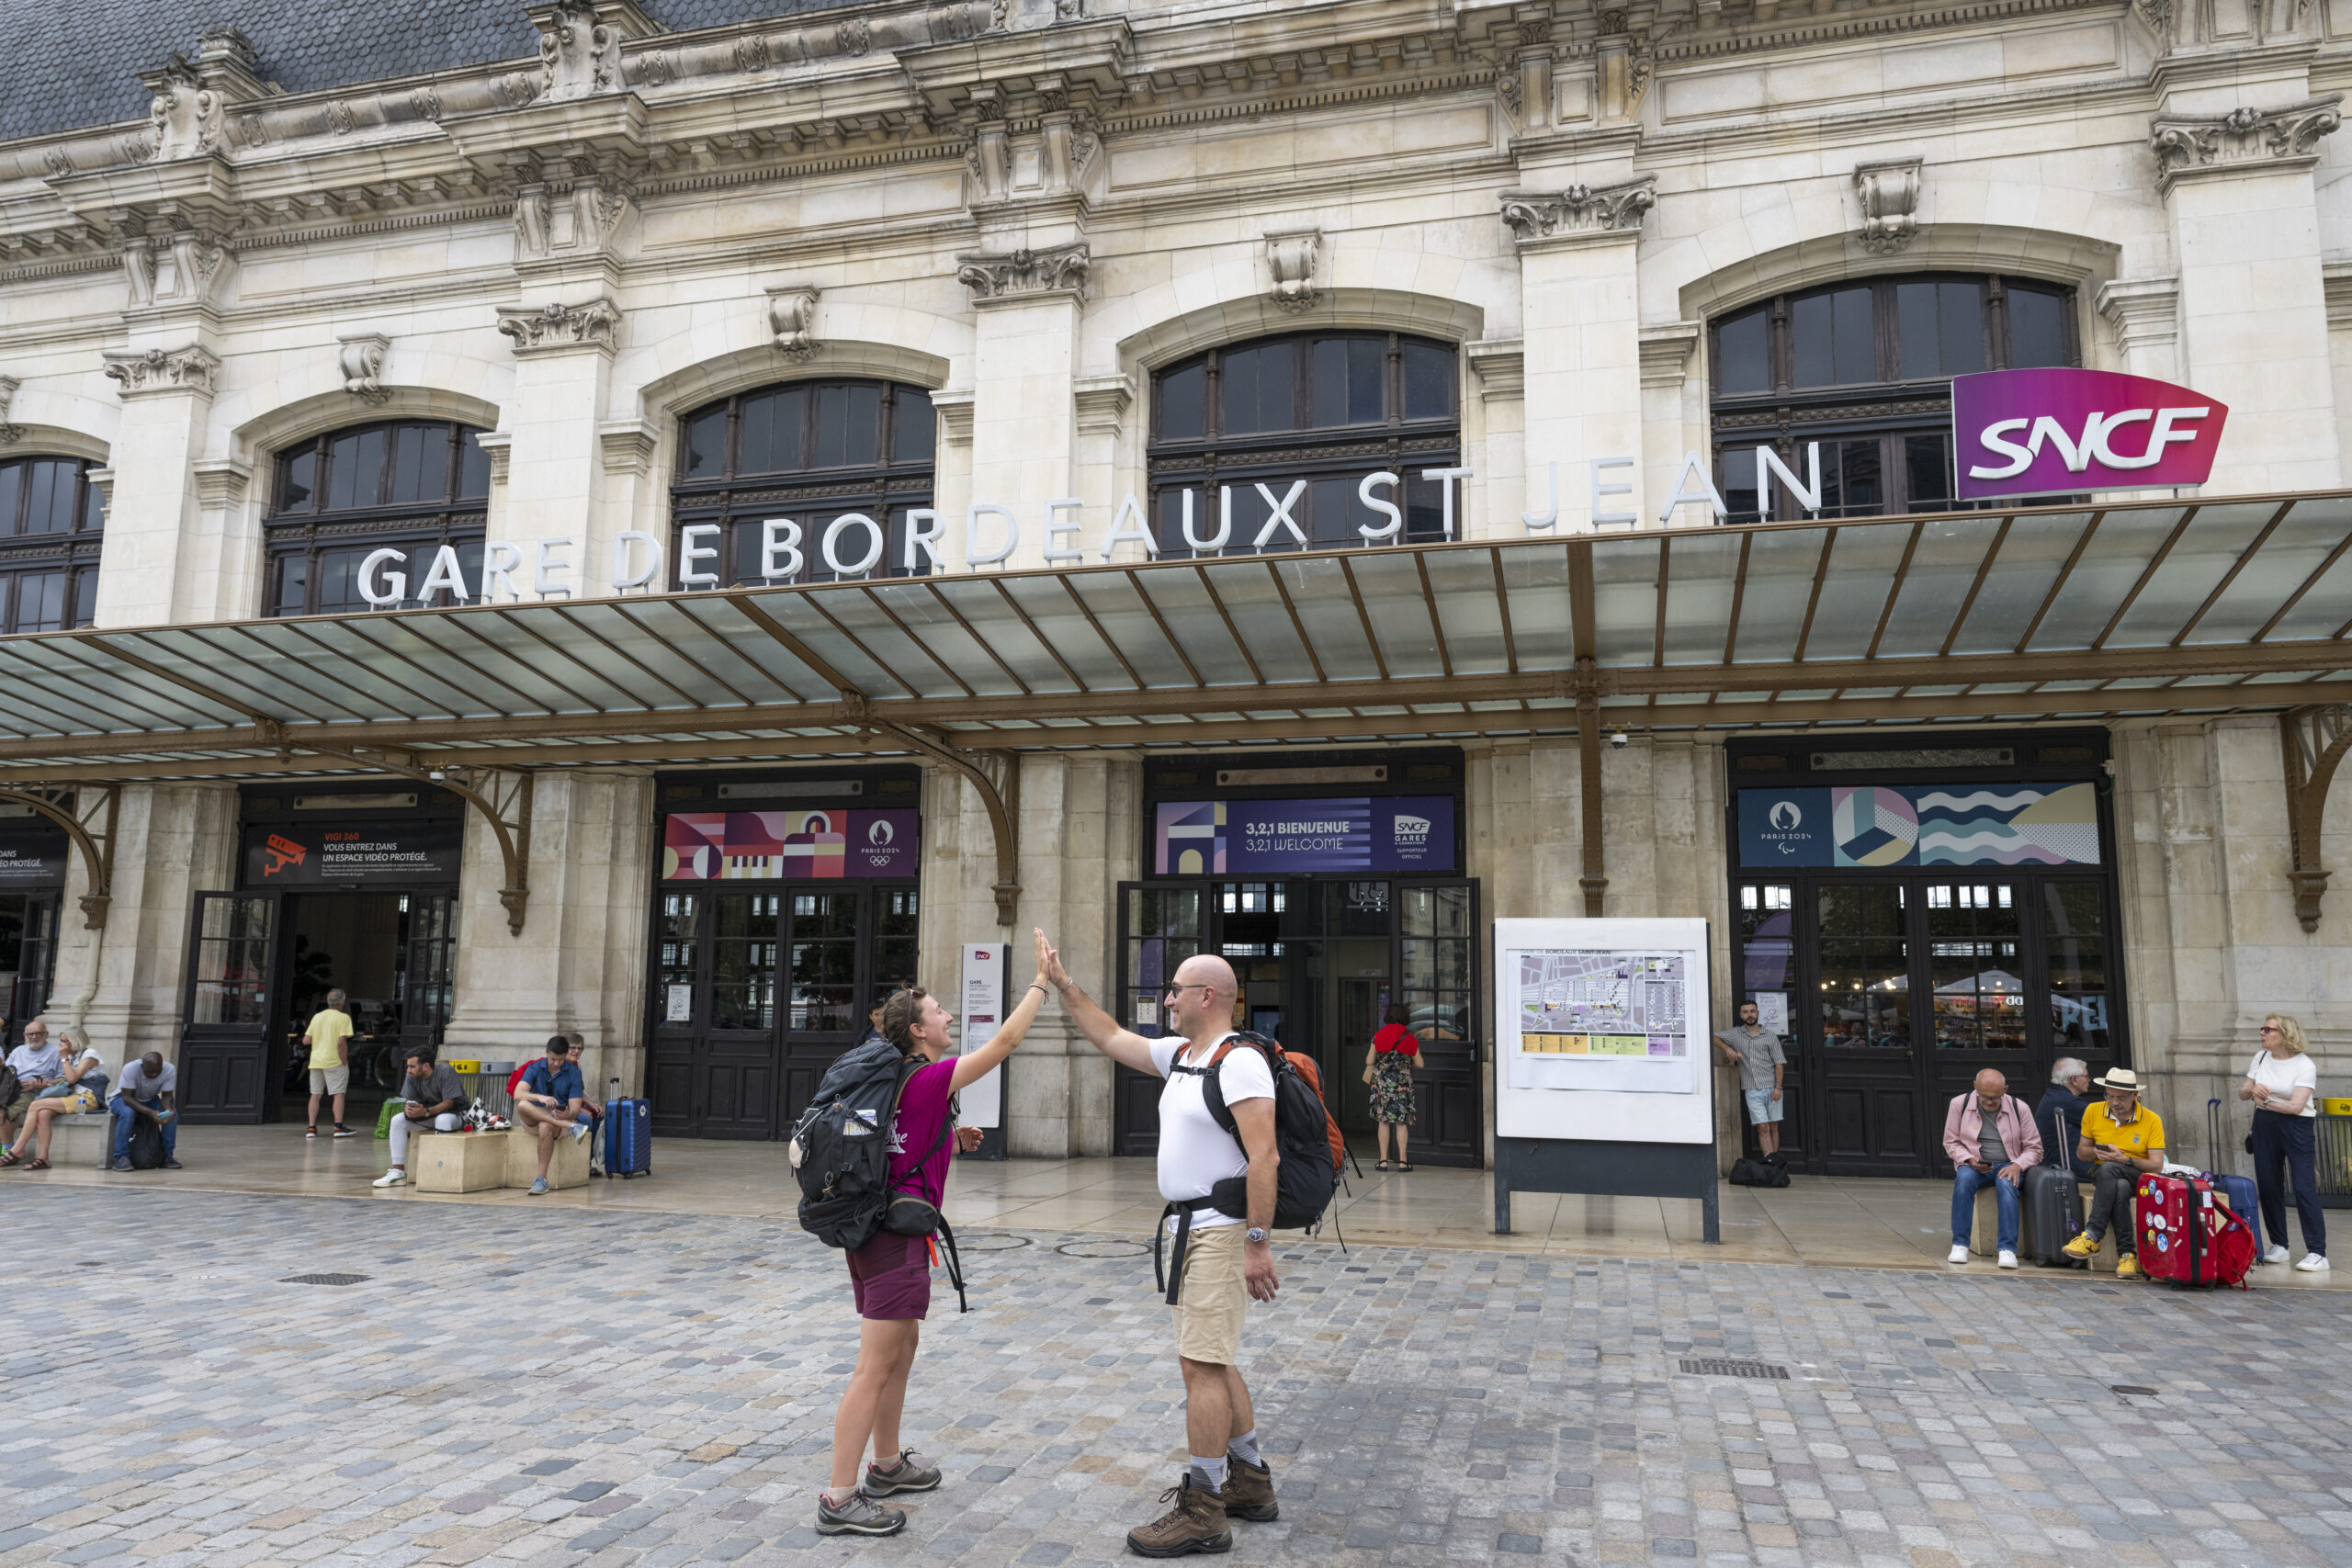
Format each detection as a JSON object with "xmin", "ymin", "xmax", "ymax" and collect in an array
[
  {"xmin": 670, "ymin": 380, "xmax": 936, "ymax": 587},
  {"xmin": 0, "ymin": 455, "xmax": 105, "ymax": 632},
  {"xmin": 266, "ymin": 421, "xmax": 492, "ymax": 615},
  {"xmin": 1709, "ymin": 274, "xmax": 2079, "ymax": 523},
  {"xmin": 1149, "ymin": 332, "xmax": 1461, "ymax": 557}
]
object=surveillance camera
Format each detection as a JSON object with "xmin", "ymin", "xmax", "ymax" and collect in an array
[{"xmin": 1609, "ymin": 729, "xmax": 1629, "ymax": 750}]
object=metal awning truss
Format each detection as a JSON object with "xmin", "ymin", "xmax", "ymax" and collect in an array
[{"xmin": 2, "ymin": 489, "xmax": 2351, "ymax": 777}]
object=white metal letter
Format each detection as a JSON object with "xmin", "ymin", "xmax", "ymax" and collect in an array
[
  {"xmin": 1521, "ymin": 460, "xmax": 1559, "ymax": 532},
  {"xmin": 1099, "ymin": 494, "xmax": 1159, "ymax": 560},
  {"xmin": 481, "ymin": 541, "xmax": 522, "ymax": 602},
  {"xmin": 1358, "ymin": 471, "xmax": 1403, "ymax": 540},
  {"xmin": 416, "ymin": 544, "xmax": 471, "ymax": 604},
  {"xmin": 1420, "ymin": 466, "xmax": 1472, "ymax": 540},
  {"xmin": 679, "ymin": 523, "xmax": 723, "ymax": 589},
  {"xmin": 762, "ymin": 518, "xmax": 804, "ymax": 580},
  {"xmin": 533, "ymin": 536, "xmax": 574, "ymax": 599},
  {"xmin": 612, "ymin": 530, "xmax": 663, "ymax": 591},
  {"xmin": 1754, "ymin": 443, "xmax": 1822, "ymax": 514},
  {"xmin": 966, "ymin": 503, "xmax": 1019, "ymax": 566},
  {"xmin": 1969, "ymin": 419, "xmax": 2034, "ymax": 479},
  {"xmin": 1252, "ymin": 479, "xmax": 1308, "ymax": 547},
  {"xmin": 1589, "ymin": 456, "xmax": 1637, "ymax": 529},
  {"xmin": 358, "ymin": 548, "xmax": 408, "ymax": 607},
  {"xmin": 822, "ymin": 513, "xmax": 886, "ymax": 576},
  {"xmin": 1044, "ymin": 497, "xmax": 1086, "ymax": 564},
  {"xmin": 1182, "ymin": 490, "xmax": 1230, "ymax": 552},
  {"xmin": 1657, "ymin": 452, "xmax": 1729, "ymax": 525},
  {"xmin": 902, "ymin": 508, "xmax": 944, "ymax": 572}
]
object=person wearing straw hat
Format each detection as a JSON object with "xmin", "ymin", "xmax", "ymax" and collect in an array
[{"xmin": 2060, "ymin": 1067, "xmax": 2166, "ymax": 1279}]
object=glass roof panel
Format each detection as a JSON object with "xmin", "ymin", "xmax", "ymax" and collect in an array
[
  {"xmin": 1496, "ymin": 541, "xmax": 1572, "ymax": 669},
  {"xmin": 1343, "ymin": 551, "xmax": 1447, "ymax": 680},
  {"xmin": 1656, "ymin": 531, "xmax": 1742, "ymax": 666},
  {"xmin": 420, "ymin": 607, "xmax": 643, "ymax": 714},
  {"xmin": 1945, "ymin": 513, "xmax": 2094, "ymax": 656},
  {"xmin": 1130, "ymin": 570, "xmax": 1261, "ymax": 687},
  {"xmin": 908, "ymin": 578, "xmax": 1069, "ymax": 694},
  {"xmin": 1869, "ymin": 515, "xmax": 2004, "ymax": 659},
  {"xmin": 1420, "ymin": 549, "xmax": 1513, "ymax": 674},
  {"xmin": 791, "ymin": 583, "xmax": 974, "ymax": 700},
  {"xmin": 1590, "ymin": 536, "xmax": 1662, "ymax": 667},
  {"xmin": 2261, "ymin": 536, "xmax": 2352, "ymax": 642},
  {"xmin": 1730, "ymin": 526, "xmax": 1831, "ymax": 665},
  {"xmin": 553, "ymin": 601, "xmax": 763, "ymax": 711},
  {"xmin": 352, "ymin": 612, "xmax": 583, "ymax": 716},
  {"xmin": 1266, "ymin": 558, "xmax": 1384, "ymax": 682},
  {"xmin": 856, "ymin": 581, "xmax": 1027, "ymax": 699},
  {"xmin": 740, "ymin": 591, "xmax": 921, "ymax": 698},
  {"xmin": 2024, "ymin": 506, "xmax": 2188, "ymax": 652},
  {"xmin": 2107, "ymin": 502, "xmax": 2285, "ymax": 648},
  {"xmin": 0, "ymin": 637, "xmax": 234, "ymax": 732},
  {"xmin": 1799, "ymin": 522, "xmax": 1913, "ymax": 662},
  {"xmin": 1063, "ymin": 572, "xmax": 1198, "ymax": 691},
  {"xmin": 997, "ymin": 576, "xmax": 1139, "ymax": 692},
  {"xmin": 200, "ymin": 621, "xmax": 448, "ymax": 721},
  {"xmin": 2180, "ymin": 495, "xmax": 2352, "ymax": 647},
  {"xmin": 1193, "ymin": 559, "xmax": 1318, "ymax": 686}
]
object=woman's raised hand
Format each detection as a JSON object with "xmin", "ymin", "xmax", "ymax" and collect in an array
[{"xmin": 1035, "ymin": 926, "xmax": 1061, "ymax": 990}]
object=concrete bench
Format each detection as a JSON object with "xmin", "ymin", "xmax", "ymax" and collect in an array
[
  {"xmin": 504, "ymin": 1123, "xmax": 592, "ymax": 1190},
  {"xmin": 405, "ymin": 1125, "xmax": 590, "ymax": 1193},
  {"xmin": 48, "ymin": 1111, "xmax": 116, "ymax": 1171}
]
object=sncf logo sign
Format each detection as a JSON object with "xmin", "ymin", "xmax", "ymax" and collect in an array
[{"xmin": 1952, "ymin": 368, "xmax": 2228, "ymax": 502}]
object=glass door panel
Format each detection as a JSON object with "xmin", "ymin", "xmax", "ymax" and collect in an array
[
  {"xmin": 1815, "ymin": 884, "xmax": 1910, "ymax": 1052},
  {"xmin": 712, "ymin": 892, "xmax": 780, "ymax": 1031},
  {"xmin": 2041, "ymin": 880, "xmax": 2111, "ymax": 1059},
  {"xmin": 178, "ymin": 891, "xmax": 281, "ymax": 1122},
  {"xmin": 1115, "ymin": 881, "xmax": 1209, "ymax": 1155},
  {"xmin": 1927, "ymin": 880, "xmax": 2023, "ymax": 1051},
  {"xmin": 1397, "ymin": 879, "xmax": 1479, "ymax": 1166},
  {"xmin": 873, "ymin": 887, "xmax": 921, "ymax": 1003},
  {"xmin": 786, "ymin": 891, "xmax": 858, "ymax": 1032}
]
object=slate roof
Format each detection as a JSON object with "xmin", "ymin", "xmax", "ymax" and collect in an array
[{"xmin": 1, "ymin": 0, "xmax": 867, "ymax": 146}]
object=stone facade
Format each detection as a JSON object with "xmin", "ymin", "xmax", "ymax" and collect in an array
[{"xmin": 4, "ymin": 0, "xmax": 2351, "ymax": 1161}]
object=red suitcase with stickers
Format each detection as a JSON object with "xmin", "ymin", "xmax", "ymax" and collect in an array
[{"xmin": 2134, "ymin": 1172, "xmax": 2256, "ymax": 1288}]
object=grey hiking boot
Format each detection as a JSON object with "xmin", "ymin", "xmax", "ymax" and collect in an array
[
  {"xmin": 1126, "ymin": 1473, "xmax": 1231, "ymax": 1557},
  {"xmin": 816, "ymin": 1488, "xmax": 907, "ymax": 1537},
  {"xmin": 865, "ymin": 1449, "xmax": 942, "ymax": 1496},
  {"xmin": 1221, "ymin": 1455, "xmax": 1278, "ymax": 1522}
]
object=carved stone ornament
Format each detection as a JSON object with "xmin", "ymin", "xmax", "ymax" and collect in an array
[
  {"xmin": 1265, "ymin": 230, "xmax": 1323, "ymax": 313},
  {"xmin": 0, "ymin": 376, "xmax": 21, "ymax": 445},
  {"xmin": 495, "ymin": 299, "xmax": 622, "ymax": 355},
  {"xmin": 955, "ymin": 243, "xmax": 1091, "ymax": 302},
  {"xmin": 765, "ymin": 285, "xmax": 820, "ymax": 359},
  {"xmin": 337, "ymin": 333, "xmax": 393, "ymax": 404},
  {"xmin": 1853, "ymin": 158, "xmax": 1922, "ymax": 254},
  {"xmin": 1498, "ymin": 177, "xmax": 1657, "ymax": 245},
  {"xmin": 103, "ymin": 345, "xmax": 222, "ymax": 399},
  {"xmin": 141, "ymin": 53, "xmax": 222, "ymax": 163},
  {"xmin": 2149, "ymin": 96, "xmax": 2344, "ymax": 189},
  {"xmin": 530, "ymin": 0, "xmax": 622, "ymax": 103}
]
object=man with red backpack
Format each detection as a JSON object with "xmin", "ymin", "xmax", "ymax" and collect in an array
[{"xmin": 1046, "ymin": 942, "xmax": 1282, "ymax": 1558}]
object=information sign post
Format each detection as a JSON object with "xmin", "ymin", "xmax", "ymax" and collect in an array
[
  {"xmin": 1491, "ymin": 917, "xmax": 1719, "ymax": 1243},
  {"xmin": 958, "ymin": 941, "xmax": 1007, "ymax": 1160}
]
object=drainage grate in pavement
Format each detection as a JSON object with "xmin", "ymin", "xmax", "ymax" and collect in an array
[
  {"xmin": 281, "ymin": 1273, "xmax": 371, "ymax": 1287},
  {"xmin": 2109, "ymin": 1383, "xmax": 2159, "ymax": 1397},
  {"xmin": 1679, "ymin": 1358, "xmax": 1790, "ymax": 1381},
  {"xmin": 1057, "ymin": 1239, "xmax": 1148, "ymax": 1258}
]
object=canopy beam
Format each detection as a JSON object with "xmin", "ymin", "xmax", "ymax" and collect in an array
[
  {"xmin": 2284, "ymin": 704, "xmax": 2352, "ymax": 932},
  {"xmin": 305, "ymin": 745, "xmax": 535, "ymax": 934},
  {"xmin": 0, "ymin": 785, "xmax": 118, "ymax": 929}
]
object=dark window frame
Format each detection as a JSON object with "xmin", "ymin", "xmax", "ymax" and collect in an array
[
  {"xmin": 264, "ymin": 420, "xmax": 492, "ymax": 616},
  {"xmin": 0, "ymin": 454, "xmax": 106, "ymax": 634},
  {"xmin": 1708, "ymin": 274, "xmax": 2082, "ymax": 524},
  {"xmin": 668, "ymin": 379, "xmax": 937, "ymax": 590},
  {"xmin": 1148, "ymin": 331, "xmax": 1464, "ymax": 559}
]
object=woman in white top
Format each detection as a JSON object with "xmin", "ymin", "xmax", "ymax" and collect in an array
[{"xmin": 2239, "ymin": 1012, "xmax": 2327, "ymax": 1272}]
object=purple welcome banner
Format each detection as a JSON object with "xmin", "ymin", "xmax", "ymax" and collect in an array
[{"xmin": 1951, "ymin": 368, "xmax": 2228, "ymax": 502}]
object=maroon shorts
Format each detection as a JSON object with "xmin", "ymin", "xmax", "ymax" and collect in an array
[{"xmin": 846, "ymin": 1230, "xmax": 931, "ymax": 1321}]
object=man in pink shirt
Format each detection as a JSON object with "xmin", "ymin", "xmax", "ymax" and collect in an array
[{"xmin": 1942, "ymin": 1067, "xmax": 2044, "ymax": 1269}]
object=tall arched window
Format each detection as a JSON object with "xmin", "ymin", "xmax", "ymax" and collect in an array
[
  {"xmin": 1149, "ymin": 332, "xmax": 1461, "ymax": 557},
  {"xmin": 0, "ymin": 456, "xmax": 105, "ymax": 633},
  {"xmin": 670, "ymin": 380, "xmax": 936, "ymax": 588},
  {"xmin": 1709, "ymin": 274, "xmax": 2079, "ymax": 523},
  {"xmin": 266, "ymin": 421, "xmax": 492, "ymax": 615}
]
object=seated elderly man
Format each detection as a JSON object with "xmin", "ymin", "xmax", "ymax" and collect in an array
[
  {"xmin": 513, "ymin": 1035, "xmax": 592, "ymax": 1195},
  {"xmin": 2036, "ymin": 1057, "xmax": 2096, "ymax": 1176},
  {"xmin": 372, "ymin": 1045, "xmax": 468, "ymax": 1189},
  {"xmin": 2062, "ymin": 1067, "xmax": 2166, "ymax": 1280},
  {"xmin": 1, "ymin": 1020, "xmax": 62, "ymax": 1153},
  {"xmin": 1942, "ymin": 1068, "xmax": 2044, "ymax": 1269}
]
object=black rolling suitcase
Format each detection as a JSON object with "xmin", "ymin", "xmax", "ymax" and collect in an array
[{"xmin": 2024, "ymin": 1111, "xmax": 2087, "ymax": 1266}]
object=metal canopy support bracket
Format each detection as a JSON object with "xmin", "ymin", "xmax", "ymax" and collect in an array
[
  {"xmin": 308, "ymin": 745, "xmax": 535, "ymax": 934},
  {"xmin": 2283, "ymin": 704, "xmax": 2352, "ymax": 931},
  {"xmin": 1567, "ymin": 537, "xmax": 1609, "ymax": 918},
  {"xmin": 0, "ymin": 784, "xmax": 119, "ymax": 929}
]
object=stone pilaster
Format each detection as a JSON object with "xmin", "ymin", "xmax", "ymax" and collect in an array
[
  {"xmin": 494, "ymin": 299, "xmax": 622, "ymax": 597},
  {"xmin": 958, "ymin": 249, "xmax": 1086, "ymax": 571}
]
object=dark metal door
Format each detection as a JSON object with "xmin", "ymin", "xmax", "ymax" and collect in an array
[
  {"xmin": 6, "ymin": 891, "xmax": 60, "ymax": 1042},
  {"xmin": 177, "ymin": 890, "xmax": 281, "ymax": 1123},
  {"xmin": 1112, "ymin": 880, "xmax": 1210, "ymax": 1156},
  {"xmin": 1395, "ymin": 879, "xmax": 1481, "ymax": 1167},
  {"xmin": 397, "ymin": 891, "xmax": 457, "ymax": 1055},
  {"xmin": 1808, "ymin": 881, "xmax": 1923, "ymax": 1174}
]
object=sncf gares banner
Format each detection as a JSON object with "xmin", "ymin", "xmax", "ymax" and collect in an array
[
  {"xmin": 1952, "ymin": 368, "xmax": 2227, "ymax": 501},
  {"xmin": 1155, "ymin": 797, "xmax": 1455, "ymax": 874}
]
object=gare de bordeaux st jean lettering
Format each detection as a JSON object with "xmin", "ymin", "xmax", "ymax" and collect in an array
[{"xmin": 342, "ymin": 367, "xmax": 2227, "ymax": 604}]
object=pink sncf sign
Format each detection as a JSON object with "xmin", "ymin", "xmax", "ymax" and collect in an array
[{"xmin": 1951, "ymin": 368, "xmax": 2229, "ymax": 502}]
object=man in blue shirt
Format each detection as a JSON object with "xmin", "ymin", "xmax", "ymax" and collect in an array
[{"xmin": 514, "ymin": 1035, "xmax": 590, "ymax": 1194}]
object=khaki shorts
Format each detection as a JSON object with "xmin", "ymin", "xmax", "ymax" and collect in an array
[
  {"xmin": 4, "ymin": 1092, "xmax": 30, "ymax": 1122},
  {"xmin": 310, "ymin": 1066, "xmax": 350, "ymax": 1094},
  {"xmin": 1169, "ymin": 1219, "xmax": 1248, "ymax": 1367}
]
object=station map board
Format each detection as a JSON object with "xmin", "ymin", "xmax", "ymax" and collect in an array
[{"xmin": 1495, "ymin": 918, "xmax": 1713, "ymax": 1142}]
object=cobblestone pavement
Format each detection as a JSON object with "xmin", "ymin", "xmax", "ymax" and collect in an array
[{"xmin": 8, "ymin": 1188, "xmax": 2352, "ymax": 1568}]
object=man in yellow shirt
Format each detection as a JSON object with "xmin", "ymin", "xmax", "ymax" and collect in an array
[
  {"xmin": 304, "ymin": 988, "xmax": 356, "ymax": 1140},
  {"xmin": 2061, "ymin": 1067, "xmax": 2166, "ymax": 1280}
]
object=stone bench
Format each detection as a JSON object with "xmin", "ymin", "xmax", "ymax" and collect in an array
[
  {"xmin": 407, "ymin": 1125, "xmax": 591, "ymax": 1194},
  {"xmin": 48, "ymin": 1111, "xmax": 117, "ymax": 1171}
]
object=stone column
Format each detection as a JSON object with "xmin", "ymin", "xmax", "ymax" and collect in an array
[
  {"xmin": 1501, "ymin": 178, "xmax": 1654, "ymax": 530},
  {"xmin": 90, "ymin": 344, "xmax": 221, "ymax": 627},
  {"xmin": 492, "ymin": 299, "xmax": 621, "ymax": 600},
  {"xmin": 956, "ymin": 251, "xmax": 1087, "ymax": 571},
  {"xmin": 2150, "ymin": 94, "xmax": 2344, "ymax": 492}
]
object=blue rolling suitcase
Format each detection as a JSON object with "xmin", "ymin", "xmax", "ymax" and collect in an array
[
  {"xmin": 605, "ymin": 1096, "xmax": 651, "ymax": 1179},
  {"xmin": 2205, "ymin": 1098, "xmax": 2264, "ymax": 1256}
]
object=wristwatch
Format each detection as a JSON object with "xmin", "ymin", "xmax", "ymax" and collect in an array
[{"xmin": 1245, "ymin": 1226, "xmax": 1268, "ymax": 1244}]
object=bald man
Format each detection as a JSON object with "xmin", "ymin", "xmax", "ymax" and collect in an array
[
  {"xmin": 1939, "ymin": 1067, "xmax": 2043, "ymax": 1268},
  {"xmin": 1046, "ymin": 942, "xmax": 1281, "ymax": 1557}
]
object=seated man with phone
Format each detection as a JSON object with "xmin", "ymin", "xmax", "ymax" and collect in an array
[{"xmin": 374, "ymin": 1046, "xmax": 468, "ymax": 1189}]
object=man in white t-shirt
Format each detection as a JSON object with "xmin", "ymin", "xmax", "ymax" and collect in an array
[{"xmin": 1046, "ymin": 941, "xmax": 1281, "ymax": 1558}]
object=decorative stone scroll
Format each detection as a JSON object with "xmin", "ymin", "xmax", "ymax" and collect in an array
[
  {"xmin": 102, "ymin": 345, "xmax": 222, "ymax": 399},
  {"xmin": 2149, "ymin": 96, "xmax": 2343, "ymax": 190},
  {"xmin": 1853, "ymin": 158, "xmax": 1921, "ymax": 254},
  {"xmin": 1265, "ymin": 230, "xmax": 1322, "ymax": 312},
  {"xmin": 955, "ymin": 243, "xmax": 1090, "ymax": 303},
  {"xmin": 1498, "ymin": 177, "xmax": 1657, "ymax": 245},
  {"xmin": 495, "ymin": 299, "xmax": 622, "ymax": 355},
  {"xmin": 765, "ymin": 285, "xmax": 820, "ymax": 358},
  {"xmin": 0, "ymin": 376, "xmax": 21, "ymax": 444},
  {"xmin": 337, "ymin": 334, "xmax": 393, "ymax": 403}
]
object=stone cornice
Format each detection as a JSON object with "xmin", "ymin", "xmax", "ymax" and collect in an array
[
  {"xmin": 102, "ymin": 344, "xmax": 220, "ymax": 399},
  {"xmin": 2095, "ymin": 276, "xmax": 2180, "ymax": 352},
  {"xmin": 494, "ymin": 298, "xmax": 621, "ymax": 355},
  {"xmin": 956, "ymin": 243, "xmax": 1090, "ymax": 305},
  {"xmin": 1500, "ymin": 177, "xmax": 1657, "ymax": 248},
  {"xmin": 2149, "ymin": 96, "xmax": 2344, "ymax": 192}
]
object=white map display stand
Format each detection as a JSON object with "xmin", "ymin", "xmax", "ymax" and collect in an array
[{"xmin": 1492, "ymin": 918, "xmax": 1719, "ymax": 1241}]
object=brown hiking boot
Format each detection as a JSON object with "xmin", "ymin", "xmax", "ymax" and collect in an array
[
  {"xmin": 1221, "ymin": 1456, "xmax": 1278, "ymax": 1522},
  {"xmin": 1125, "ymin": 1474, "xmax": 1232, "ymax": 1557}
]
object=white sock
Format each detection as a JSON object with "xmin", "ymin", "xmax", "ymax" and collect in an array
[
  {"xmin": 1228, "ymin": 1428, "xmax": 1261, "ymax": 1467},
  {"xmin": 1190, "ymin": 1454, "xmax": 1226, "ymax": 1495}
]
